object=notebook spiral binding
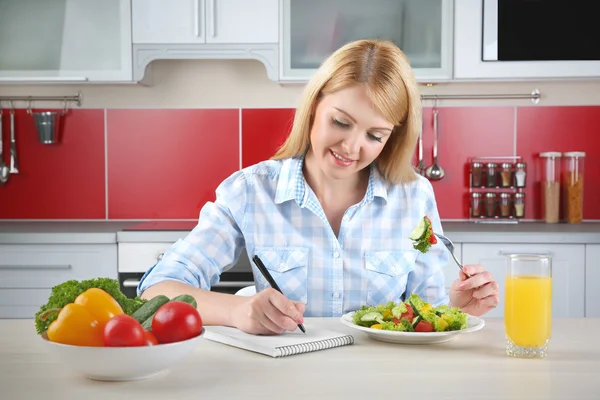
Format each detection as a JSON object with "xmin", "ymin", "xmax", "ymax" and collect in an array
[{"xmin": 275, "ymin": 335, "xmax": 355, "ymax": 357}]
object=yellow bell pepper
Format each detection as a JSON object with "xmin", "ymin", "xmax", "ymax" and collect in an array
[{"xmin": 40, "ymin": 288, "xmax": 124, "ymax": 347}]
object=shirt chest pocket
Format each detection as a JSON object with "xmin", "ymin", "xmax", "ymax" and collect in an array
[
  {"xmin": 253, "ymin": 247, "xmax": 309, "ymax": 304},
  {"xmin": 364, "ymin": 250, "xmax": 416, "ymax": 306}
]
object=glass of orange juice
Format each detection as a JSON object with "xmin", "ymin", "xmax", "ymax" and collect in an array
[{"xmin": 504, "ymin": 254, "xmax": 552, "ymax": 358}]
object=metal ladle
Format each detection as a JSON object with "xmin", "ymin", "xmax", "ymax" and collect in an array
[
  {"xmin": 425, "ymin": 104, "xmax": 445, "ymax": 181},
  {"xmin": 0, "ymin": 105, "xmax": 9, "ymax": 184}
]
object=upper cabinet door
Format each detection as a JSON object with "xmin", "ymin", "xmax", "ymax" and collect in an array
[
  {"xmin": 132, "ymin": 0, "xmax": 278, "ymax": 44},
  {"xmin": 206, "ymin": 0, "xmax": 278, "ymax": 44},
  {"xmin": 280, "ymin": 0, "xmax": 454, "ymax": 82},
  {"xmin": 132, "ymin": 0, "xmax": 206, "ymax": 44},
  {"xmin": 0, "ymin": 0, "xmax": 132, "ymax": 82}
]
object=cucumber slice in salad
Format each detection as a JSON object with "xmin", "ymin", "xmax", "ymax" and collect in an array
[{"xmin": 409, "ymin": 217, "xmax": 429, "ymax": 241}]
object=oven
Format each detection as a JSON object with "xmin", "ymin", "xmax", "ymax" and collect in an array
[{"xmin": 117, "ymin": 229, "xmax": 256, "ymax": 299}]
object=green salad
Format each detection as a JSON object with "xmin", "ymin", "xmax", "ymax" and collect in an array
[{"xmin": 352, "ymin": 293, "xmax": 468, "ymax": 332}]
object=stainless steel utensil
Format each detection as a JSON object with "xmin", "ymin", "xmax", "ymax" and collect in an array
[
  {"xmin": 0, "ymin": 108, "xmax": 9, "ymax": 184},
  {"xmin": 425, "ymin": 107, "xmax": 444, "ymax": 180},
  {"xmin": 9, "ymin": 107, "xmax": 18, "ymax": 174},
  {"xmin": 434, "ymin": 232, "xmax": 471, "ymax": 278}
]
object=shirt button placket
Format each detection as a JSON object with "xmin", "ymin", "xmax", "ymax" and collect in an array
[{"xmin": 333, "ymin": 249, "xmax": 343, "ymax": 315}]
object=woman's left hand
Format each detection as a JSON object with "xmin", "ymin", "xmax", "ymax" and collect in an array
[{"xmin": 449, "ymin": 264, "xmax": 500, "ymax": 316}]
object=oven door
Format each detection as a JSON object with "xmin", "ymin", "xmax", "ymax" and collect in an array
[
  {"xmin": 482, "ymin": 0, "xmax": 599, "ymax": 62},
  {"xmin": 119, "ymin": 270, "xmax": 256, "ymax": 299}
]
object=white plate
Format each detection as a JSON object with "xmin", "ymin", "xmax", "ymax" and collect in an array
[{"xmin": 340, "ymin": 312, "xmax": 485, "ymax": 344}]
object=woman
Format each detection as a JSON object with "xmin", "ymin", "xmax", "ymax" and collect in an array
[{"xmin": 138, "ymin": 39, "xmax": 500, "ymax": 335}]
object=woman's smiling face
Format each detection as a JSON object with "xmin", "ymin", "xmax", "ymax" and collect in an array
[{"xmin": 308, "ymin": 85, "xmax": 395, "ymax": 181}]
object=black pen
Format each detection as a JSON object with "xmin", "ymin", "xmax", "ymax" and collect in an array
[{"xmin": 252, "ymin": 255, "xmax": 306, "ymax": 334}]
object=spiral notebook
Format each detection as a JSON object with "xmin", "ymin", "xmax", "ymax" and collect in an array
[{"xmin": 203, "ymin": 325, "xmax": 354, "ymax": 358}]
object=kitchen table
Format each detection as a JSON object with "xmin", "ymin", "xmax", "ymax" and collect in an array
[{"xmin": 1, "ymin": 318, "xmax": 599, "ymax": 400}]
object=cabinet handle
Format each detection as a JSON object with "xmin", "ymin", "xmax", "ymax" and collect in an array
[
  {"xmin": 194, "ymin": 0, "xmax": 202, "ymax": 37},
  {"xmin": 122, "ymin": 280, "xmax": 252, "ymax": 289},
  {"xmin": 0, "ymin": 264, "xmax": 72, "ymax": 270},
  {"xmin": 0, "ymin": 77, "xmax": 88, "ymax": 82},
  {"xmin": 498, "ymin": 251, "xmax": 553, "ymax": 257},
  {"xmin": 210, "ymin": 0, "xmax": 216, "ymax": 37},
  {"xmin": 123, "ymin": 279, "xmax": 140, "ymax": 288}
]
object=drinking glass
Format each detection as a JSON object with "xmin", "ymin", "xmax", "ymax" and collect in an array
[{"xmin": 504, "ymin": 254, "xmax": 552, "ymax": 358}]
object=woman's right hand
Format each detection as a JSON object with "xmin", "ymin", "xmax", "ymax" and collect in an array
[{"xmin": 230, "ymin": 288, "xmax": 305, "ymax": 335}]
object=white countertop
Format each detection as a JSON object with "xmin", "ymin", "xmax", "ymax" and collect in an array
[
  {"xmin": 0, "ymin": 220, "xmax": 599, "ymax": 244},
  {"xmin": 2, "ymin": 318, "xmax": 599, "ymax": 399}
]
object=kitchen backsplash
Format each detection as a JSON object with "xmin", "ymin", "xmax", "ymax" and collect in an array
[{"xmin": 0, "ymin": 105, "xmax": 598, "ymax": 221}]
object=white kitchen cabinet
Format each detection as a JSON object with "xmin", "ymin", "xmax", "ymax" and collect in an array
[
  {"xmin": 454, "ymin": 0, "xmax": 600, "ymax": 80},
  {"xmin": 132, "ymin": 0, "xmax": 278, "ymax": 44},
  {"xmin": 0, "ymin": 243, "xmax": 118, "ymax": 319},
  {"xmin": 280, "ymin": 0, "xmax": 454, "ymax": 82},
  {"xmin": 0, "ymin": 0, "xmax": 132, "ymax": 83},
  {"xmin": 462, "ymin": 243, "xmax": 586, "ymax": 319},
  {"xmin": 585, "ymin": 245, "xmax": 600, "ymax": 317},
  {"xmin": 131, "ymin": 0, "xmax": 279, "ymax": 81}
]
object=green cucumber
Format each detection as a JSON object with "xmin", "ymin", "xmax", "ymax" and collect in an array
[
  {"xmin": 130, "ymin": 295, "xmax": 170, "ymax": 323},
  {"xmin": 170, "ymin": 294, "xmax": 197, "ymax": 308},
  {"xmin": 409, "ymin": 217, "xmax": 429, "ymax": 241},
  {"xmin": 141, "ymin": 293, "xmax": 198, "ymax": 331}
]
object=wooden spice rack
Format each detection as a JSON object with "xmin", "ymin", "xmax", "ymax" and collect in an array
[{"xmin": 468, "ymin": 156, "xmax": 527, "ymax": 223}]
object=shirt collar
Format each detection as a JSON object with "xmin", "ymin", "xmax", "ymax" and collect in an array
[{"xmin": 274, "ymin": 156, "xmax": 389, "ymax": 206}]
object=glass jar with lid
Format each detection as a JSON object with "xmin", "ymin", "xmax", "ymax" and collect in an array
[
  {"xmin": 514, "ymin": 162, "xmax": 527, "ymax": 188},
  {"xmin": 562, "ymin": 151, "xmax": 586, "ymax": 223},
  {"xmin": 540, "ymin": 152, "xmax": 561, "ymax": 223},
  {"xmin": 484, "ymin": 192, "xmax": 497, "ymax": 218},
  {"xmin": 499, "ymin": 163, "xmax": 513, "ymax": 188},
  {"xmin": 499, "ymin": 193, "xmax": 512, "ymax": 218},
  {"xmin": 470, "ymin": 192, "xmax": 483, "ymax": 218},
  {"xmin": 471, "ymin": 162, "xmax": 483, "ymax": 187},
  {"xmin": 485, "ymin": 163, "xmax": 498, "ymax": 188},
  {"xmin": 513, "ymin": 193, "xmax": 526, "ymax": 218}
]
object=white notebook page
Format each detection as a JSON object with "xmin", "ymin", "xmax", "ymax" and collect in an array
[{"xmin": 204, "ymin": 325, "xmax": 354, "ymax": 357}]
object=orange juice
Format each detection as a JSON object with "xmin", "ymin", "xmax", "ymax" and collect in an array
[{"xmin": 505, "ymin": 275, "xmax": 552, "ymax": 347}]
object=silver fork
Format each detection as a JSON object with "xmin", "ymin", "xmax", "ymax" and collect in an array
[{"xmin": 434, "ymin": 232, "xmax": 471, "ymax": 278}]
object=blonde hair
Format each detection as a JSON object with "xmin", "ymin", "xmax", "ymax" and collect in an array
[{"xmin": 271, "ymin": 39, "xmax": 422, "ymax": 184}]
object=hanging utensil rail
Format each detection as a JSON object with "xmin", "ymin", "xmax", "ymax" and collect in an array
[
  {"xmin": 0, "ymin": 92, "xmax": 83, "ymax": 107},
  {"xmin": 421, "ymin": 89, "xmax": 541, "ymax": 104}
]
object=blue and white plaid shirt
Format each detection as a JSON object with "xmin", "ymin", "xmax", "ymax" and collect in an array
[{"xmin": 138, "ymin": 156, "xmax": 450, "ymax": 317}]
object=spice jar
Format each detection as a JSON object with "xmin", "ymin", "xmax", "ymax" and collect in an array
[
  {"xmin": 470, "ymin": 192, "xmax": 483, "ymax": 218},
  {"xmin": 540, "ymin": 152, "xmax": 561, "ymax": 223},
  {"xmin": 514, "ymin": 162, "xmax": 527, "ymax": 188},
  {"xmin": 484, "ymin": 192, "xmax": 497, "ymax": 218},
  {"xmin": 471, "ymin": 162, "xmax": 483, "ymax": 187},
  {"xmin": 499, "ymin": 163, "xmax": 513, "ymax": 188},
  {"xmin": 514, "ymin": 193, "xmax": 525, "ymax": 218},
  {"xmin": 562, "ymin": 151, "xmax": 585, "ymax": 223},
  {"xmin": 485, "ymin": 163, "xmax": 498, "ymax": 188},
  {"xmin": 499, "ymin": 193, "xmax": 512, "ymax": 218}
]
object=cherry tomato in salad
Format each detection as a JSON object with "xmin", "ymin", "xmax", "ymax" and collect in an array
[
  {"xmin": 144, "ymin": 330, "xmax": 159, "ymax": 346},
  {"xmin": 415, "ymin": 320, "xmax": 434, "ymax": 332},
  {"xmin": 429, "ymin": 234, "xmax": 437, "ymax": 244},
  {"xmin": 401, "ymin": 304, "xmax": 415, "ymax": 322},
  {"xmin": 152, "ymin": 301, "xmax": 203, "ymax": 344},
  {"xmin": 103, "ymin": 314, "xmax": 147, "ymax": 347}
]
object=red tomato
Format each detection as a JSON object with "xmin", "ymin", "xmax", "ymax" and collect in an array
[
  {"xmin": 415, "ymin": 320, "xmax": 434, "ymax": 332},
  {"xmin": 400, "ymin": 304, "xmax": 415, "ymax": 322},
  {"xmin": 144, "ymin": 330, "xmax": 159, "ymax": 346},
  {"xmin": 103, "ymin": 314, "xmax": 147, "ymax": 347},
  {"xmin": 152, "ymin": 301, "xmax": 203, "ymax": 344},
  {"xmin": 429, "ymin": 234, "xmax": 437, "ymax": 244}
]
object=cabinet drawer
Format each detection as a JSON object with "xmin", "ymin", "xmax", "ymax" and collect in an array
[
  {"xmin": 0, "ymin": 244, "xmax": 117, "ymax": 289},
  {"xmin": 118, "ymin": 242, "xmax": 175, "ymax": 273},
  {"xmin": 0, "ymin": 288, "xmax": 51, "ymax": 319}
]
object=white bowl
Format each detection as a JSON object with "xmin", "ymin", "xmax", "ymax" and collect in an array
[{"xmin": 41, "ymin": 328, "xmax": 205, "ymax": 381}]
